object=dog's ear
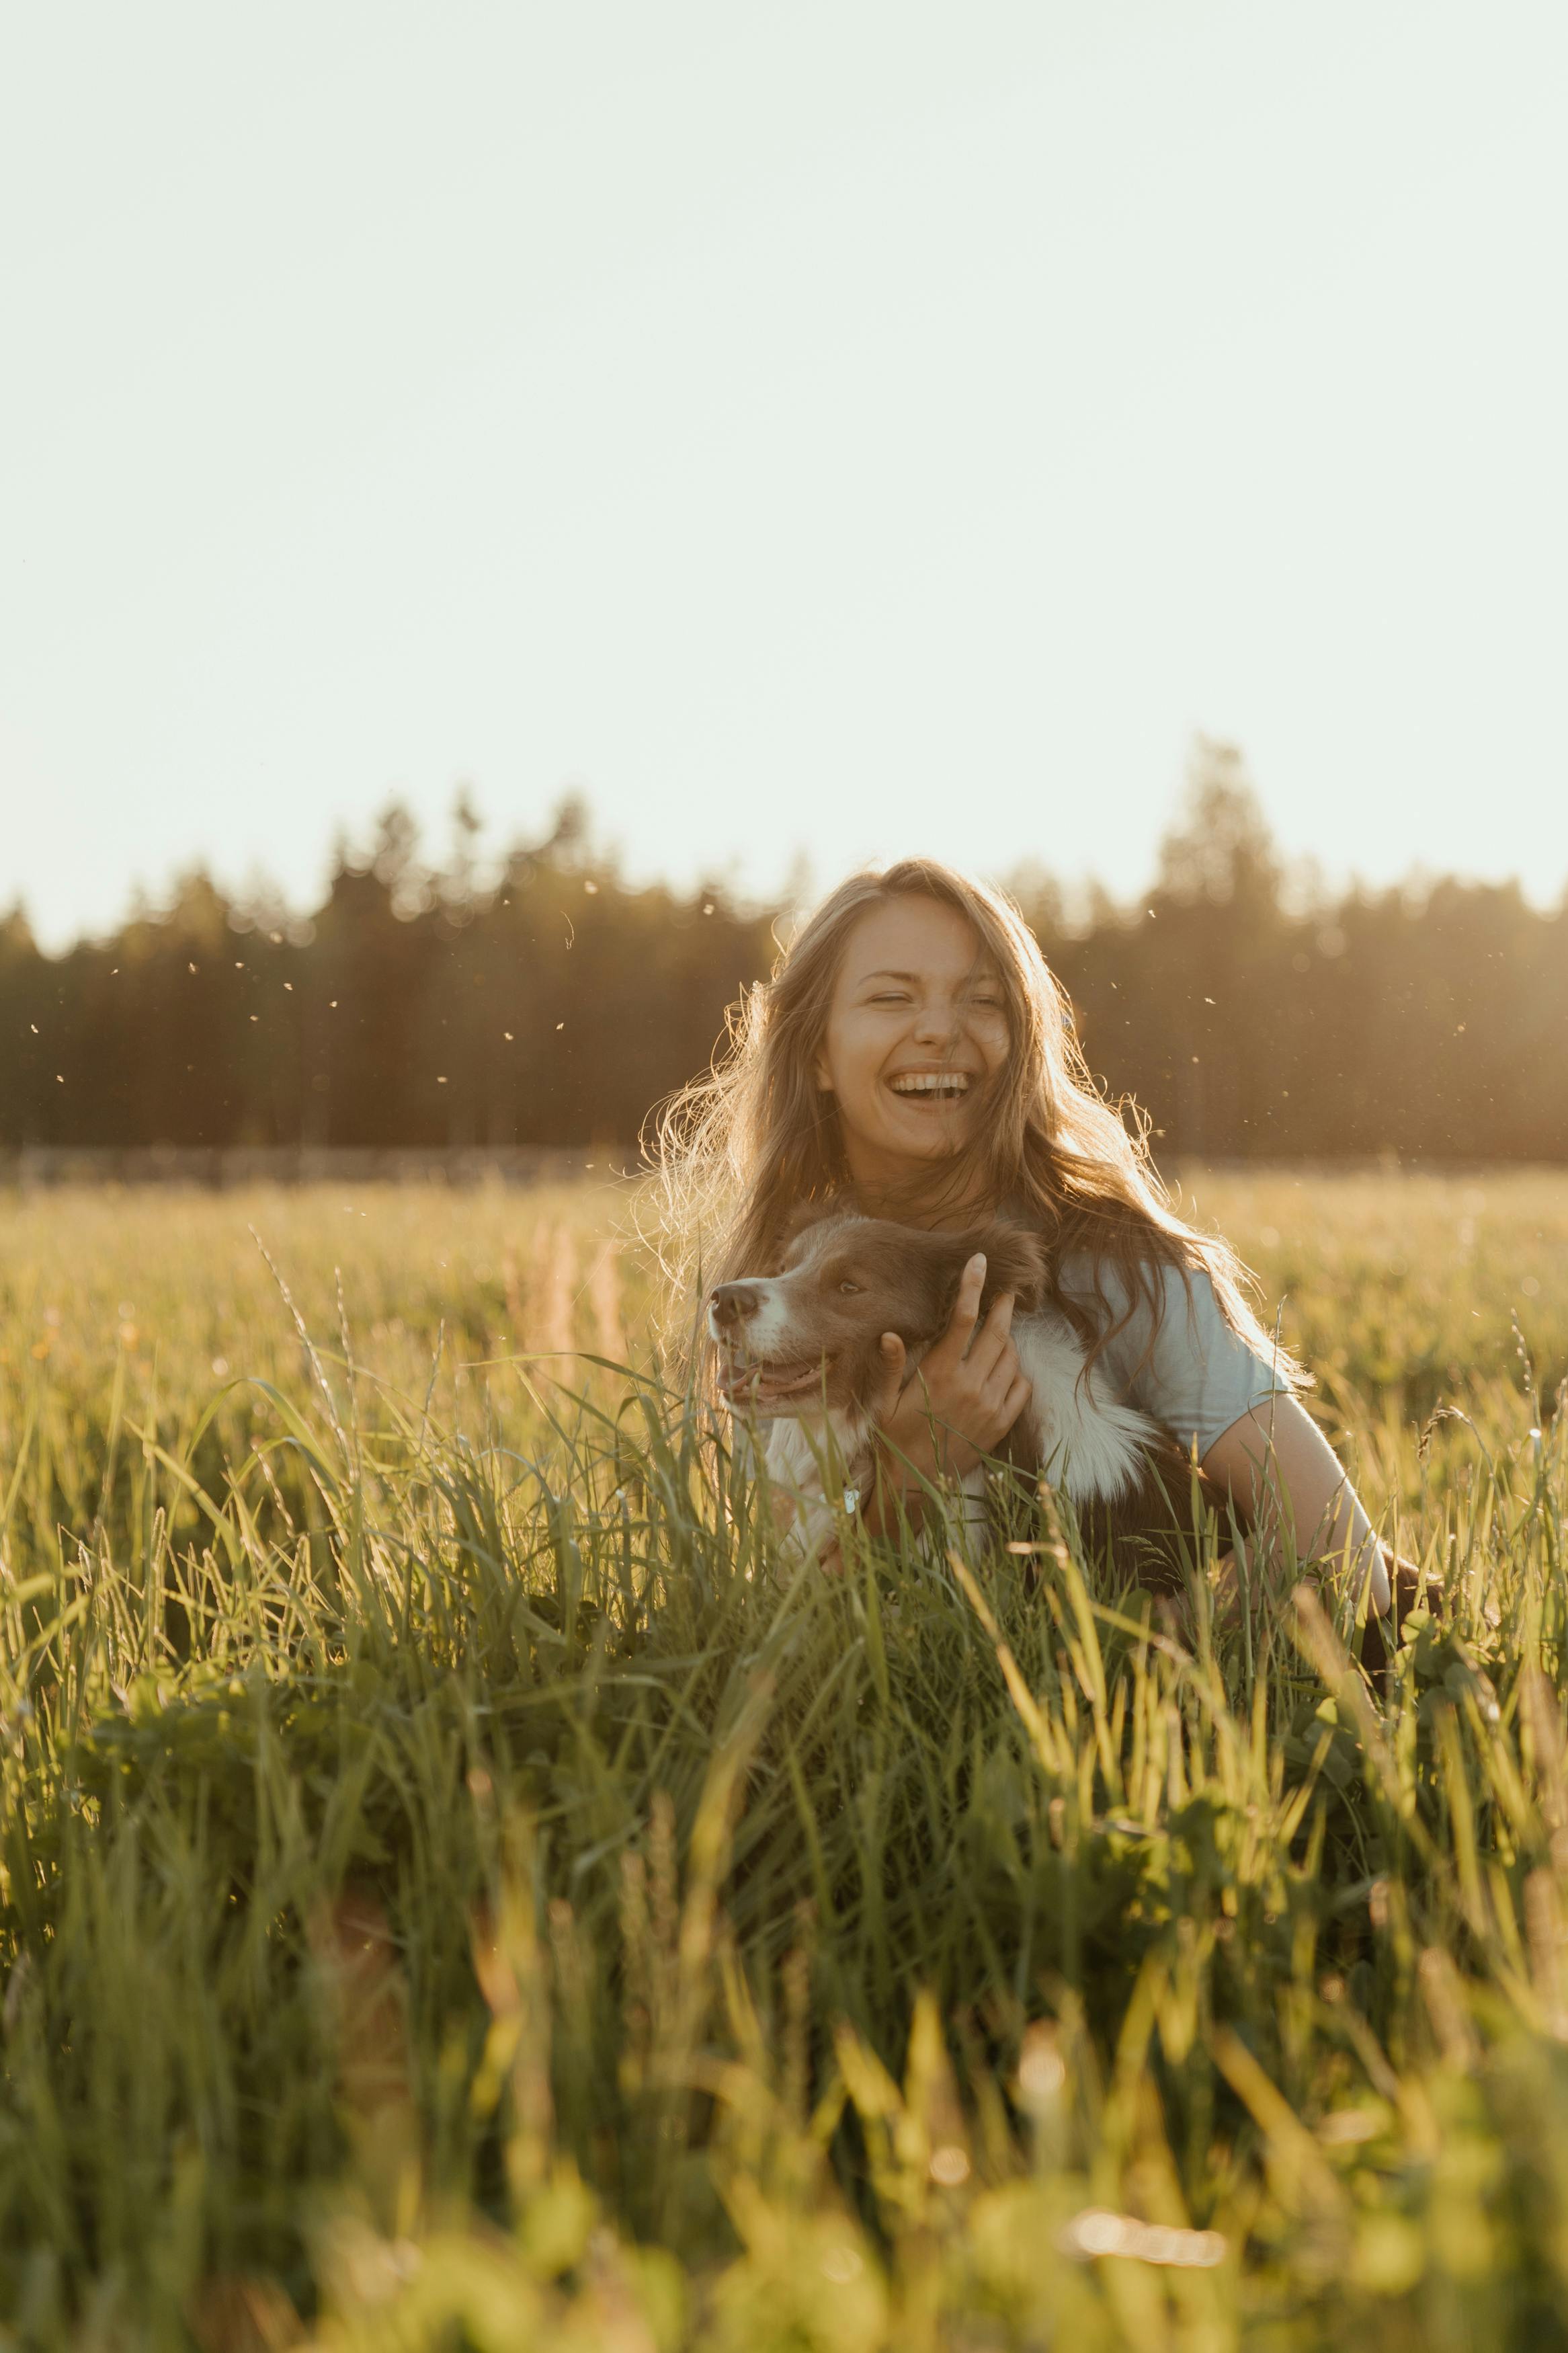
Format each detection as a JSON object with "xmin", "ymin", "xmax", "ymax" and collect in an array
[
  {"xmin": 909, "ymin": 1219, "xmax": 1046, "ymax": 1324},
  {"xmin": 967, "ymin": 1221, "xmax": 1046, "ymax": 1315},
  {"xmin": 770, "ymin": 1195, "xmax": 841, "ymax": 1269}
]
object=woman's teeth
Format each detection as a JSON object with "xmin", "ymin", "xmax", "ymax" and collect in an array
[{"xmin": 888, "ymin": 1073, "xmax": 971, "ymax": 1096}]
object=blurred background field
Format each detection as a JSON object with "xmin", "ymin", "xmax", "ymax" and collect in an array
[
  {"xmin": 2, "ymin": 1164, "xmax": 1561, "ymax": 1560},
  {"xmin": 5, "ymin": 1162, "xmax": 1564, "ymax": 1397},
  {"xmin": 2, "ymin": 1168, "xmax": 1568, "ymax": 2346}
]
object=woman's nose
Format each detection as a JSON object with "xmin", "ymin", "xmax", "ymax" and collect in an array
[
  {"xmin": 710, "ymin": 1282, "xmax": 760, "ymax": 1328},
  {"xmin": 911, "ymin": 998, "xmax": 960, "ymax": 1045}
]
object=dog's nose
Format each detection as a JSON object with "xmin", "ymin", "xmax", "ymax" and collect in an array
[{"xmin": 710, "ymin": 1281, "xmax": 760, "ymax": 1328}]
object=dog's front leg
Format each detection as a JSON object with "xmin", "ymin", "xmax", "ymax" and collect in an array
[{"xmin": 764, "ymin": 1415, "xmax": 870, "ymax": 1572}]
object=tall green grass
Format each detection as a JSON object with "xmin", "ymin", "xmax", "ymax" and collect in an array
[{"xmin": 0, "ymin": 1170, "xmax": 1565, "ymax": 2350}]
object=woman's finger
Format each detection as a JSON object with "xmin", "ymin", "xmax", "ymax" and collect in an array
[
  {"xmin": 966, "ymin": 1289, "xmax": 1018, "ymax": 1381},
  {"xmin": 927, "ymin": 1254, "xmax": 987, "ymax": 1367},
  {"xmin": 968, "ymin": 1346, "xmax": 1030, "ymax": 1412},
  {"xmin": 997, "ymin": 1369, "xmax": 1032, "ymax": 1438},
  {"xmin": 975, "ymin": 1330, "xmax": 1022, "ymax": 1407},
  {"xmin": 869, "ymin": 1332, "xmax": 906, "ymax": 1425}
]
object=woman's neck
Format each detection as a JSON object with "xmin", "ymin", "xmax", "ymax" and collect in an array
[{"xmin": 848, "ymin": 1160, "xmax": 997, "ymax": 1232}]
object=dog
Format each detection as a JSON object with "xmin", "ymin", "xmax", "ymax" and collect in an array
[{"xmin": 708, "ymin": 1208, "xmax": 1226, "ymax": 1583}]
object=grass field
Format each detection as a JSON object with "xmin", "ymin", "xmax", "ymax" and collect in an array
[{"xmin": 1, "ymin": 1168, "xmax": 1567, "ymax": 2350}]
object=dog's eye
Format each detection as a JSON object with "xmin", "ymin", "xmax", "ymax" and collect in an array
[{"xmin": 838, "ymin": 1279, "xmax": 863, "ymax": 1296}]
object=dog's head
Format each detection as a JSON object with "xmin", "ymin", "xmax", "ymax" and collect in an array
[{"xmin": 708, "ymin": 1209, "xmax": 1045, "ymax": 1417}]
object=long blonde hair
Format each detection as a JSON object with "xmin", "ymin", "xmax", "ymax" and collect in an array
[{"xmin": 646, "ymin": 859, "xmax": 1299, "ymax": 1388}]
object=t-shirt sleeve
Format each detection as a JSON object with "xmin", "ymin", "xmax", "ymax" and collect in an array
[{"xmin": 1061, "ymin": 1259, "xmax": 1294, "ymax": 1460}]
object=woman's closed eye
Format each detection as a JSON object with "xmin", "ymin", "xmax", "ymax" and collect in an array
[{"xmin": 864, "ymin": 986, "xmax": 1001, "ymax": 1012}]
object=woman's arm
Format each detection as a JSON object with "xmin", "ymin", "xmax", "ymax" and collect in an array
[{"xmin": 1200, "ymin": 1392, "xmax": 1393, "ymax": 1615}]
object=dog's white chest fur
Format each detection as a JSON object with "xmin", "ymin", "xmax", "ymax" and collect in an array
[{"xmin": 1007, "ymin": 1313, "xmax": 1158, "ymax": 1503}]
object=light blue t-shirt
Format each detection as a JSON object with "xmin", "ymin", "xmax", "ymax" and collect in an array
[{"xmin": 1055, "ymin": 1254, "xmax": 1292, "ymax": 1460}]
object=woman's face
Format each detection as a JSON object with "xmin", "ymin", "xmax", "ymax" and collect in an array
[{"xmin": 812, "ymin": 895, "xmax": 1011, "ymax": 1202}]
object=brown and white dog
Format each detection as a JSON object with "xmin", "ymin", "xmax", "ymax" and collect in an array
[{"xmin": 709, "ymin": 1209, "xmax": 1224, "ymax": 1581}]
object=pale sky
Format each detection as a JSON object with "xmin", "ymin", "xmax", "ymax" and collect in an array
[{"xmin": 4, "ymin": 2, "xmax": 1565, "ymax": 948}]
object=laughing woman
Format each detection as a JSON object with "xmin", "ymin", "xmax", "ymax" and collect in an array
[{"xmin": 653, "ymin": 859, "xmax": 1413, "ymax": 1648}]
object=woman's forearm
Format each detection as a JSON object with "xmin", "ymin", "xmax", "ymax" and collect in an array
[{"xmin": 1201, "ymin": 1392, "xmax": 1393, "ymax": 1614}]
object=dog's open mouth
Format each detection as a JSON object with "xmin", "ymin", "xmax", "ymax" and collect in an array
[{"xmin": 716, "ymin": 1356, "xmax": 833, "ymax": 1409}]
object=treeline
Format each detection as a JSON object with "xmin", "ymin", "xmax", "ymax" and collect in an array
[
  {"xmin": 4, "ymin": 749, "xmax": 1567, "ymax": 1162},
  {"xmin": 1022, "ymin": 746, "xmax": 1568, "ymax": 1162},
  {"xmin": 1, "ymin": 799, "xmax": 779, "ymax": 1158}
]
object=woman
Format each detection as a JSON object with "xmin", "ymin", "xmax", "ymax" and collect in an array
[{"xmin": 655, "ymin": 858, "xmax": 1400, "ymax": 1634}]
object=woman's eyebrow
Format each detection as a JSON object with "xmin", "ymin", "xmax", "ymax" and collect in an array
[{"xmin": 852, "ymin": 965, "xmax": 1003, "ymax": 989}]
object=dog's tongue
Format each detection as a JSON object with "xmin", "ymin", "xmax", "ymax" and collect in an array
[{"xmin": 720, "ymin": 1360, "xmax": 821, "ymax": 1404}]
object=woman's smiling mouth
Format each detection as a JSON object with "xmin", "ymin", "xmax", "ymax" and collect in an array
[{"xmin": 886, "ymin": 1070, "xmax": 974, "ymax": 1100}]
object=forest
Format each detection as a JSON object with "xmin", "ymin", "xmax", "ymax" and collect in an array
[{"xmin": 5, "ymin": 745, "xmax": 1565, "ymax": 1163}]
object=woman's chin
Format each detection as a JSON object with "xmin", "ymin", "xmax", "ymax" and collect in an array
[{"xmin": 877, "ymin": 1114, "xmax": 975, "ymax": 1162}]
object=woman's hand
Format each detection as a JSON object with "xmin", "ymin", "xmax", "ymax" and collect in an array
[{"xmin": 860, "ymin": 1252, "xmax": 1033, "ymax": 1527}]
